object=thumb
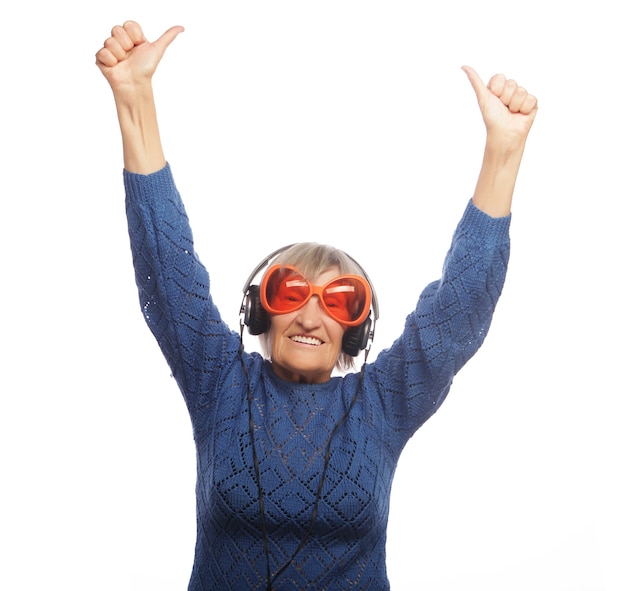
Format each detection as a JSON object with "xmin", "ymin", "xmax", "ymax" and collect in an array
[
  {"xmin": 153, "ymin": 25, "xmax": 185, "ymax": 54},
  {"xmin": 461, "ymin": 65, "xmax": 488, "ymax": 103}
]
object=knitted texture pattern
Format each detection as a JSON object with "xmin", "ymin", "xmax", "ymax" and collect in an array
[{"xmin": 124, "ymin": 164, "xmax": 511, "ymax": 591}]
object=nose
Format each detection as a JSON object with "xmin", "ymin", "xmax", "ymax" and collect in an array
[{"xmin": 296, "ymin": 296, "xmax": 325, "ymax": 328}]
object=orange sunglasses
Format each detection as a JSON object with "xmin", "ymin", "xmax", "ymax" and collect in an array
[{"xmin": 259, "ymin": 264, "xmax": 372, "ymax": 326}]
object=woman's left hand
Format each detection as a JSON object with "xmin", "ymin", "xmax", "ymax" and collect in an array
[{"xmin": 462, "ymin": 65, "xmax": 538, "ymax": 153}]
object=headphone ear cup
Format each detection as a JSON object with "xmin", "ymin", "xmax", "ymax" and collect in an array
[
  {"xmin": 342, "ymin": 314, "xmax": 372, "ymax": 357},
  {"xmin": 244, "ymin": 285, "xmax": 270, "ymax": 335}
]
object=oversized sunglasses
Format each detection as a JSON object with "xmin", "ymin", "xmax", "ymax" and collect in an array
[{"xmin": 259, "ymin": 264, "xmax": 372, "ymax": 326}]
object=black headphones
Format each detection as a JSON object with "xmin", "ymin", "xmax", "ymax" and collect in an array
[{"xmin": 240, "ymin": 244, "xmax": 379, "ymax": 357}]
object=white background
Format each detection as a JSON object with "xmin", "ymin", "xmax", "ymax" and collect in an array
[{"xmin": 1, "ymin": 1, "xmax": 624, "ymax": 590}]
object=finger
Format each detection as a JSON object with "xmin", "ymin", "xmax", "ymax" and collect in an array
[
  {"xmin": 519, "ymin": 93, "xmax": 538, "ymax": 116},
  {"xmin": 487, "ymin": 73, "xmax": 506, "ymax": 98},
  {"xmin": 103, "ymin": 36, "xmax": 127, "ymax": 61},
  {"xmin": 123, "ymin": 20, "xmax": 147, "ymax": 45},
  {"xmin": 498, "ymin": 79, "xmax": 519, "ymax": 107},
  {"xmin": 153, "ymin": 25, "xmax": 185, "ymax": 54},
  {"xmin": 508, "ymin": 86, "xmax": 528, "ymax": 113},
  {"xmin": 461, "ymin": 65, "xmax": 489, "ymax": 102},
  {"xmin": 95, "ymin": 47, "xmax": 118, "ymax": 68},
  {"xmin": 111, "ymin": 24, "xmax": 134, "ymax": 51}
]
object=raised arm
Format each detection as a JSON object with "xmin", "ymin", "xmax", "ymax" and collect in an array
[
  {"xmin": 95, "ymin": 21, "xmax": 184, "ymax": 174},
  {"xmin": 462, "ymin": 66, "xmax": 538, "ymax": 217}
]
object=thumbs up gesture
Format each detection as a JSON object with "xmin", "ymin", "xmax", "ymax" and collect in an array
[
  {"xmin": 462, "ymin": 65, "xmax": 538, "ymax": 152},
  {"xmin": 96, "ymin": 21, "xmax": 184, "ymax": 92}
]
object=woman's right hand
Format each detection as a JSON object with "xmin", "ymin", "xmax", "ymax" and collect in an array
[{"xmin": 95, "ymin": 21, "xmax": 184, "ymax": 94}]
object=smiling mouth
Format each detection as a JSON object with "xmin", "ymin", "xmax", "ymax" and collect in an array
[{"xmin": 290, "ymin": 335, "xmax": 323, "ymax": 346}]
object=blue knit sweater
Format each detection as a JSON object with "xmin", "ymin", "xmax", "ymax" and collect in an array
[{"xmin": 123, "ymin": 164, "xmax": 510, "ymax": 590}]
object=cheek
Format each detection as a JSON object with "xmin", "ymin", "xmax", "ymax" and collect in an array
[
  {"xmin": 327, "ymin": 324, "xmax": 346, "ymax": 353},
  {"xmin": 267, "ymin": 315, "xmax": 291, "ymax": 354},
  {"xmin": 269, "ymin": 314, "xmax": 291, "ymax": 335},
  {"xmin": 328, "ymin": 318, "xmax": 346, "ymax": 339}
]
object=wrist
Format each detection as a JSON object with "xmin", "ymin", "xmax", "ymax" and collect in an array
[
  {"xmin": 471, "ymin": 139, "xmax": 525, "ymax": 218},
  {"xmin": 112, "ymin": 80, "xmax": 155, "ymax": 112},
  {"xmin": 484, "ymin": 130, "xmax": 528, "ymax": 162}
]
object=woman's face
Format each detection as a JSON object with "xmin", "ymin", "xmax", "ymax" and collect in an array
[{"xmin": 268, "ymin": 267, "xmax": 346, "ymax": 384}]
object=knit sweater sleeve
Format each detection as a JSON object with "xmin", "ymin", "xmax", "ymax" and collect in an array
[
  {"xmin": 123, "ymin": 163, "xmax": 240, "ymax": 409},
  {"xmin": 370, "ymin": 199, "xmax": 511, "ymax": 447}
]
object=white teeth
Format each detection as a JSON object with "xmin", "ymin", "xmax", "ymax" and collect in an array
[{"xmin": 290, "ymin": 335, "xmax": 323, "ymax": 346}]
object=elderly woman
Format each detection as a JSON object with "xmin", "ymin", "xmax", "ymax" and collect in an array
[{"xmin": 96, "ymin": 21, "xmax": 537, "ymax": 591}]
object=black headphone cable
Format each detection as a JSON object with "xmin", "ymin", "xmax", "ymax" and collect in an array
[
  {"xmin": 239, "ymin": 327, "xmax": 368, "ymax": 590},
  {"xmin": 240, "ymin": 337, "xmax": 273, "ymax": 589}
]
